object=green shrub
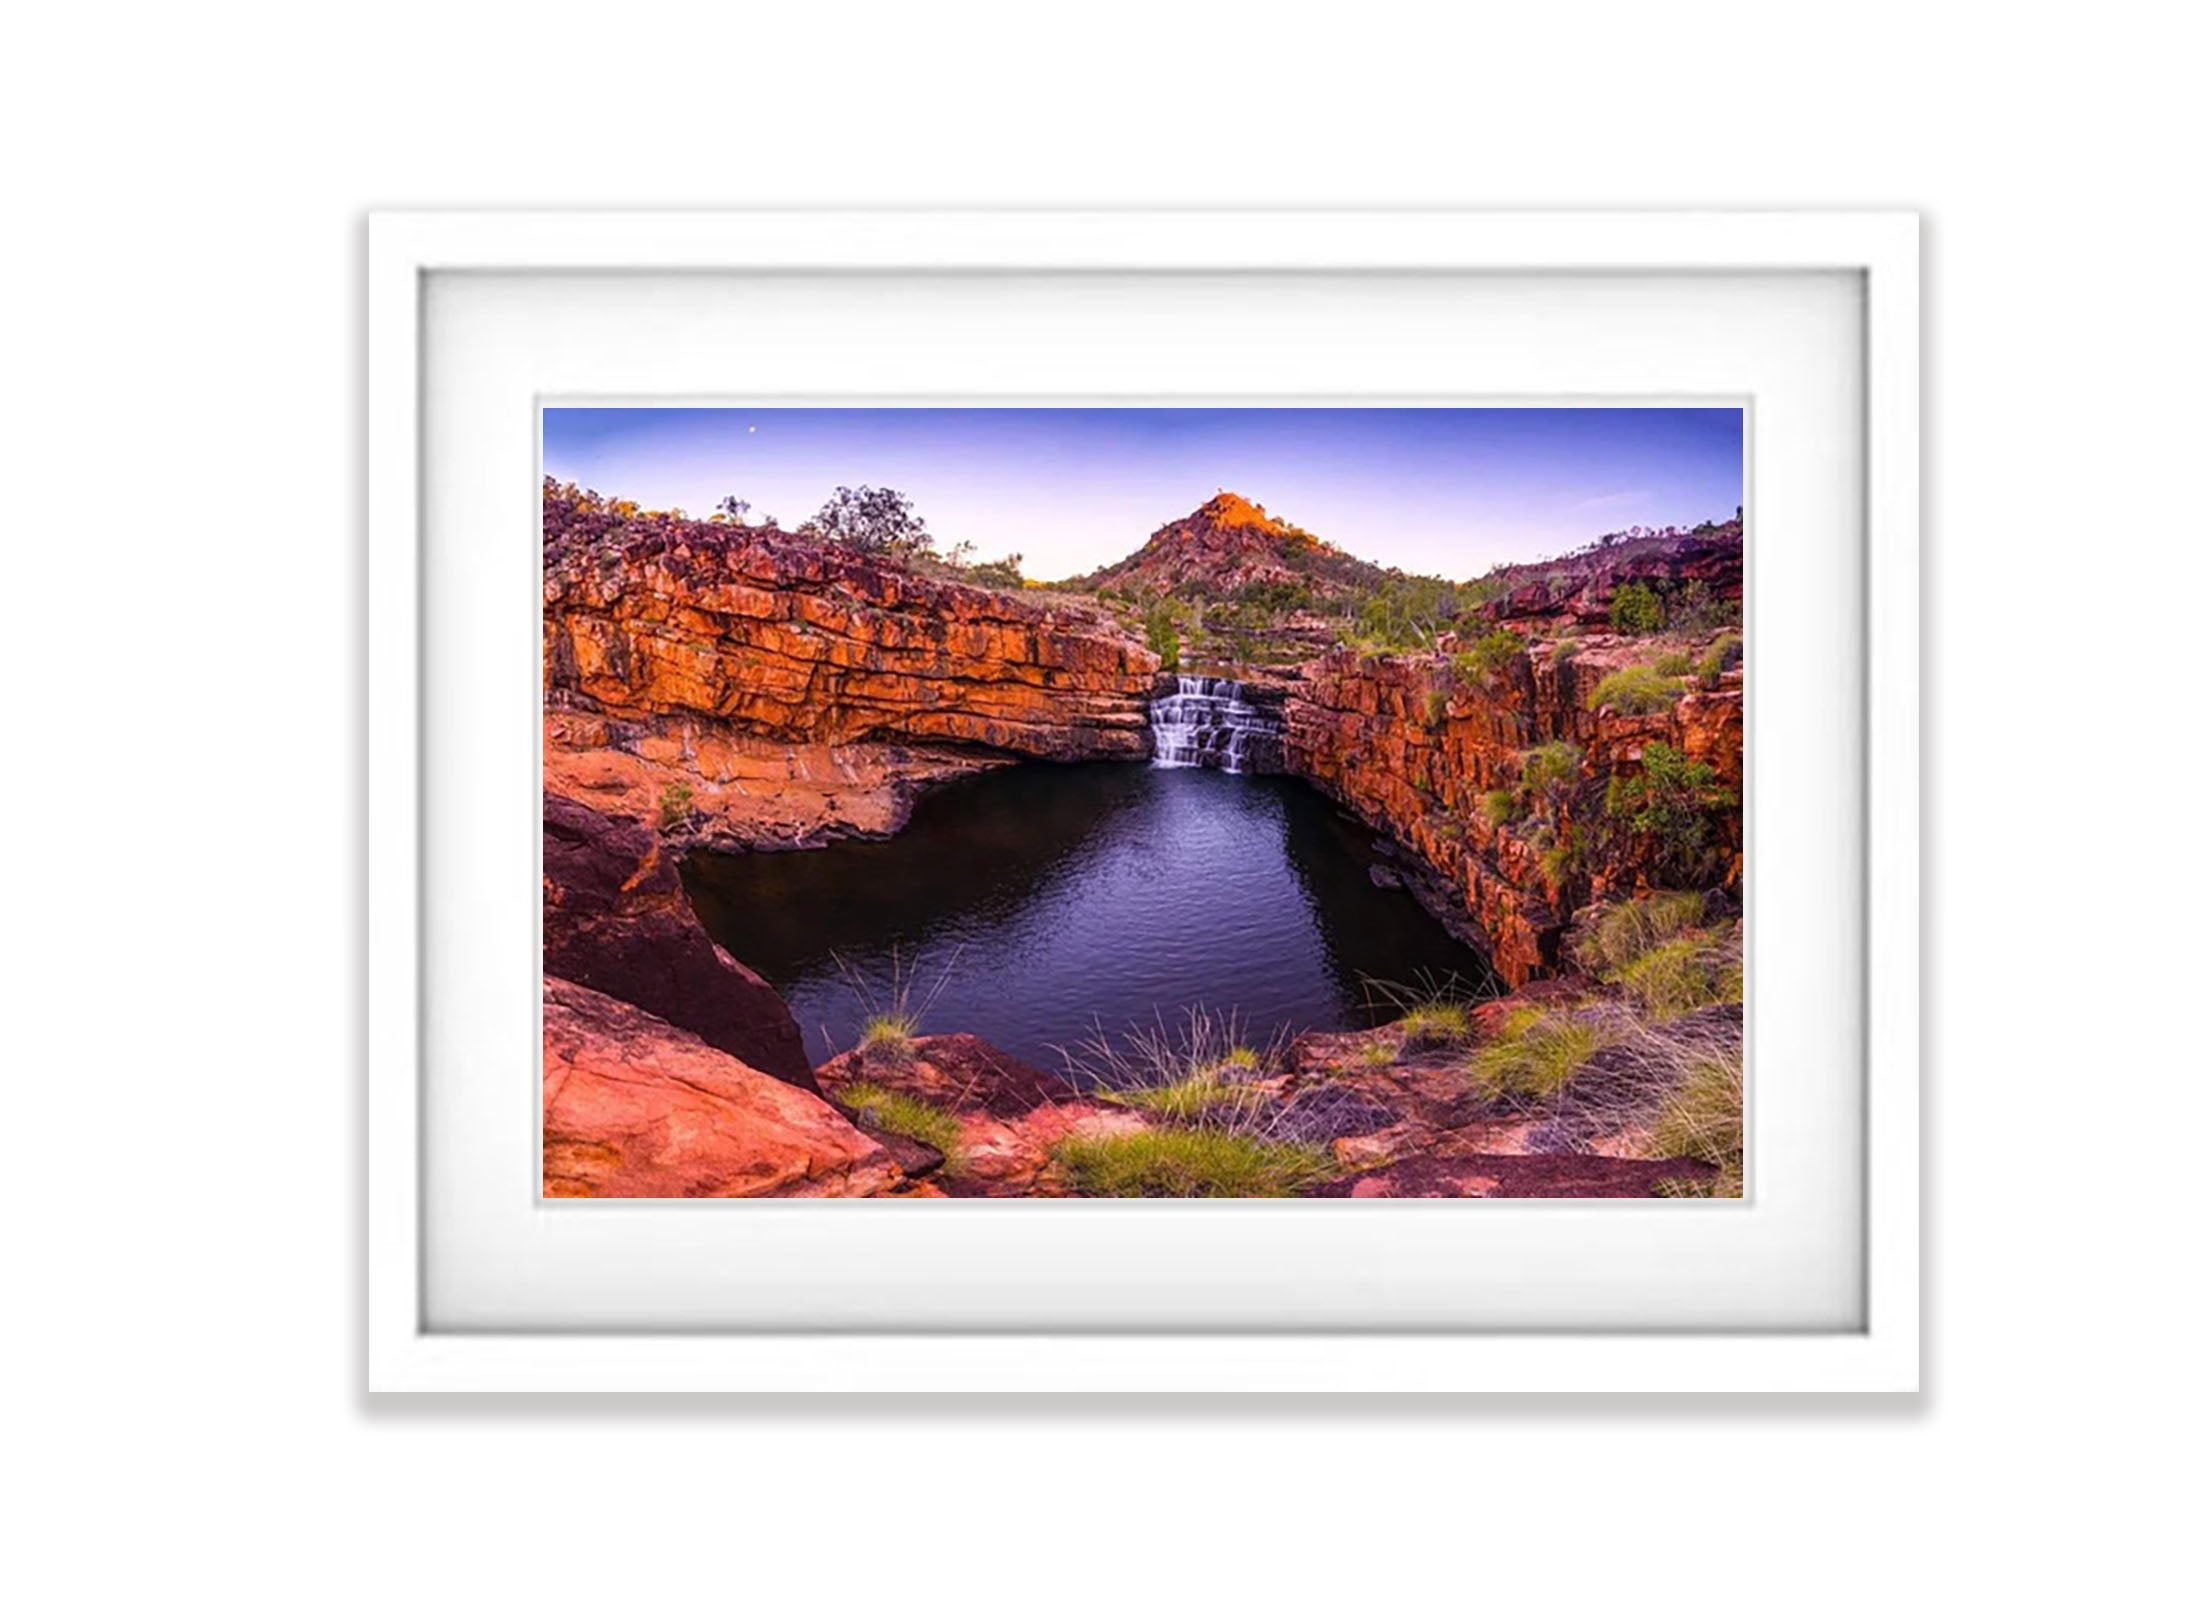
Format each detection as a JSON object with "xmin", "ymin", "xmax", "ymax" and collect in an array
[
  {"xmin": 1588, "ymin": 664, "xmax": 1687, "ymax": 715},
  {"xmin": 1667, "ymin": 580, "xmax": 1739, "ymax": 633},
  {"xmin": 835, "ymin": 1082, "xmax": 964, "ymax": 1168},
  {"xmin": 1540, "ymin": 839, "xmax": 1583, "ymax": 893},
  {"xmin": 1654, "ymin": 649, "xmax": 1696, "ymax": 677},
  {"xmin": 1469, "ymin": 1008, "xmax": 1610, "ymax": 1098},
  {"xmin": 1696, "ymin": 634, "xmax": 1743, "ymax": 687},
  {"xmin": 1053, "ymin": 1126, "xmax": 1334, "ymax": 1198},
  {"xmin": 1520, "ymin": 741, "xmax": 1583, "ymax": 811},
  {"xmin": 1357, "ymin": 1039, "xmax": 1400, "ymax": 1068},
  {"xmin": 1480, "ymin": 788, "xmax": 1521, "ymax": 826},
  {"xmin": 1422, "ymin": 686, "xmax": 1449, "ymax": 727},
  {"xmin": 1345, "ymin": 573, "xmax": 1484, "ymax": 652},
  {"xmin": 1142, "ymin": 599, "xmax": 1183, "ymax": 671},
  {"xmin": 1551, "ymin": 639, "xmax": 1582, "ymax": 667},
  {"xmin": 657, "ymin": 781, "xmax": 694, "ymax": 829},
  {"xmin": 1606, "ymin": 742, "xmax": 1736, "ymax": 885},
  {"xmin": 1609, "ymin": 582, "xmax": 1665, "ymax": 634},
  {"xmin": 1462, "ymin": 627, "xmax": 1526, "ymax": 684},
  {"xmin": 964, "ymin": 553, "xmax": 1026, "ymax": 589}
]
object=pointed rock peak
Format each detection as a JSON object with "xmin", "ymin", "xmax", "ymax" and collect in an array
[{"xmin": 1192, "ymin": 491, "xmax": 1279, "ymax": 530}]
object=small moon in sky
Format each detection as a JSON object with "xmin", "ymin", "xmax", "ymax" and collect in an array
[{"xmin": 748, "ymin": 426, "xmax": 756, "ymax": 433}]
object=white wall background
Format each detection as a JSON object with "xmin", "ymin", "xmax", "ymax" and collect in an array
[{"xmin": 5, "ymin": 3, "xmax": 2189, "ymax": 1594}]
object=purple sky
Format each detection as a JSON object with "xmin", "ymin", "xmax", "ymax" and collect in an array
[{"xmin": 542, "ymin": 407, "xmax": 1743, "ymax": 581}]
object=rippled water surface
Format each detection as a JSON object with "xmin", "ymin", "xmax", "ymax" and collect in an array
[{"xmin": 681, "ymin": 761, "xmax": 1494, "ymax": 1075}]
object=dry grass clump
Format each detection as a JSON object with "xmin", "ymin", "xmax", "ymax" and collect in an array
[
  {"xmin": 1613, "ymin": 929, "xmax": 1744, "ymax": 1019},
  {"xmin": 1646, "ymin": 1039, "xmax": 1744, "ymax": 1197},
  {"xmin": 1577, "ymin": 892, "xmax": 1706, "ymax": 973}
]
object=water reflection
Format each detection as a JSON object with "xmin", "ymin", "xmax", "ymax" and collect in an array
[{"xmin": 681, "ymin": 761, "xmax": 1494, "ymax": 1073}]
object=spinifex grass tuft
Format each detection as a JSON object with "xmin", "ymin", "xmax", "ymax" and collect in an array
[
  {"xmin": 1468, "ymin": 1006, "xmax": 1613, "ymax": 1098},
  {"xmin": 825, "ymin": 944, "xmax": 960, "ymax": 1065},
  {"xmin": 1053, "ymin": 1125, "xmax": 1334, "ymax": 1198},
  {"xmin": 1358, "ymin": 969, "xmax": 1497, "ymax": 1052},
  {"xmin": 1400, "ymin": 1001, "xmax": 1471, "ymax": 1044},
  {"xmin": 834, "ymin": 1082, "xmax": 964, "ymax": 1169},
  {"xmin": 1576, "ymin": 892, "xmax": 1706, "ymax": 974},
  {"xmin": 1588, "ymin": 663, "xmax": 1687, "ymax": 715},
  {"xmin": 1110, "ymin": 1070, "xmax": 1255, "ymax": 1122},
  {"xmin": 1060, "ymin": 1007, "xmax": 1293, "ymax": 1132}
]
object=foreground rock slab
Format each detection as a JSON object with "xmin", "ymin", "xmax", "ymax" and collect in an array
[
  {"xmin": 1310, "ymin": 1152, "xmax": 1714, "ymax": 1199},
  {"xmin": 543, "ymin": 978, "xmax": 899, "ymax": 1199}
]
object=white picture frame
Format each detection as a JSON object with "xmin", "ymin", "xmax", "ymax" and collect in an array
[{"xmin": 368, "ymin": 210, "xmax": 1918, "ymax": 1392}]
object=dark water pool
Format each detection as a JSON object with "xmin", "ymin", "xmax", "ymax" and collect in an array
[{"xmin": 680, "ymin": 761, "xmax": 1495, "ymax": 1077}]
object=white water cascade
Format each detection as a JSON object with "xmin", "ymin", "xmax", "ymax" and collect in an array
[{"xmin": 1149, "ymin": 674, "xmax": 1284, "ymax": 776}]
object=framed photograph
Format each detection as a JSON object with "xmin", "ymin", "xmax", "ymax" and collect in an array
[{"xmin": 369, "ymin": 211, "xmax": 1917, "ymax": 1391}]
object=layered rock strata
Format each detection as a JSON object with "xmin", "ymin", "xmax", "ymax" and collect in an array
[{"xmin": 545, "ymin": 495, "xmax": 1161, "ymax": 850}]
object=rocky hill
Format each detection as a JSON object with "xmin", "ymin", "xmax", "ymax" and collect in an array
[
  {"xmin": 1476, "ymin": 516, "xmax": 1743, "ymax": 631},
  {"xmin": 1070, "ymin": 491, "xmax": 1385, "ymax": 600}
]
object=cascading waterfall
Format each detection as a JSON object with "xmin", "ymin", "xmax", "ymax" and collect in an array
[{"xmin": 1149, "ymin": 674, "xmax": 1284, "ymax": 776}]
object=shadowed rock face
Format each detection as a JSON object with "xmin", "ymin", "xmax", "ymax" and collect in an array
[
  {"xmin": 542, "ymin": 978, "xmax": 898, "ymax": 1199},
  {"xmin": 544, "ymin": 792, "xmax": 813, "ymax": 1091}
]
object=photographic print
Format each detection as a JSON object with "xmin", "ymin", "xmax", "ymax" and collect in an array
[{"xmin": 542, "ymin": 406, "xmax": 1743, "ymax": 1200}]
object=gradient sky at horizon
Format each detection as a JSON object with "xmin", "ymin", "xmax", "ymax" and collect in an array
[{"xmin": 542, "ymin": 407, "xmax": 1743, "ymax": 581}]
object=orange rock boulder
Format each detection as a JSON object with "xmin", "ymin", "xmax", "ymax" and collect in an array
[{"xmin": 543, "ymin": 978, "xmax": 900, "ymax": 1199}]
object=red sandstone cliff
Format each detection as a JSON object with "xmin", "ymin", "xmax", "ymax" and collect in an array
[
  {"xmin": 1284, "ymin": 635, "xmax": 1741, "ymax": 986},
  {"xmin": 544, "ymin": 482, "xmax": 1162, "ymax": 847}
]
